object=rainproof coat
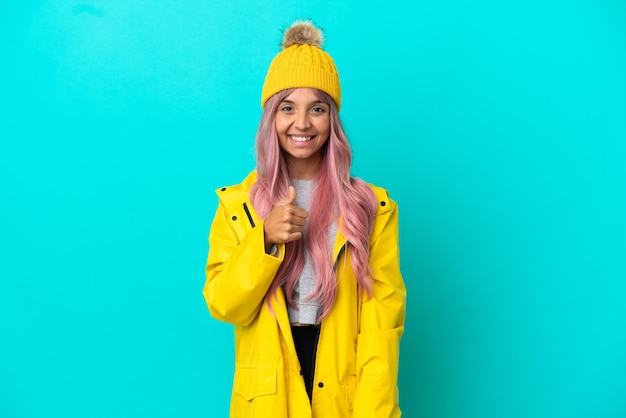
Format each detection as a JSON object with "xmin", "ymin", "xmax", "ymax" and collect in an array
[{"xmin": 204, "ymin": 171, "xmax": 406, "ymax": 417}]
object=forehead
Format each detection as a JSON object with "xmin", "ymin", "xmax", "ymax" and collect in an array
[{"xmin": 283, "ymin": 88, "xmax": 326, "ymax": 103}]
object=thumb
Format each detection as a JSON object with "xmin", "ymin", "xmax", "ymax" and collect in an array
[{"xmin": 279, "ymin": 186, "xmax": 297, "ymax": 206}]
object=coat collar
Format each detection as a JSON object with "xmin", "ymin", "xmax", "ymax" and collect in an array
[{"xmin": 215, "ymin": 170, "xmax": 391, "ymax": 260}]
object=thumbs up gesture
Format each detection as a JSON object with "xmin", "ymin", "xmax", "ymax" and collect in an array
[{"xmin": 263, "ymin": 186, "xmax": 308, "ymax": 251}]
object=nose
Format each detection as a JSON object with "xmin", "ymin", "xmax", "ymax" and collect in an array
[{"xmin": 294, "ymin": 111, "xmax": 312, "ymax": 130}]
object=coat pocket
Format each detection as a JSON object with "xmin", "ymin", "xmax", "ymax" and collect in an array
[{"xmin": 234, "ymin": 366, "xmax": 277, "ymax": 401}]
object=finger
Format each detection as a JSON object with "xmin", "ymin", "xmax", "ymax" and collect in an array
[
  {"xmin": 286, "ymin": 231, "xmax": 303, "ymax": 242},
  {"xmin": 289, "ymin": 214, "xmax": 307, "ymax": 227},
  {"xmin": 278, "ymin": 186, "xmax": 297, "ymax": 206},
  {"xmin": 282, "ymin": 208, "xmax": 307, "ymax": 226},
  {"xmin": 288, "ymin": 186, "xmax": 297, "ymax": 204},
  {"xmin": 292, "ymin": 207, "xmax": 308, "ymax": 219}
]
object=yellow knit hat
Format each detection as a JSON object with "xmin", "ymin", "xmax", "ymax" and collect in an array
[{"xmin": 261, "ymin": 21, "xmax": 341, "ymax": 109}]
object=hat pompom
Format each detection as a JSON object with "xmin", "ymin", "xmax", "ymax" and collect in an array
[{"xmin": 282, "ymin": 21, "xmax": 324, "ymax": 50}]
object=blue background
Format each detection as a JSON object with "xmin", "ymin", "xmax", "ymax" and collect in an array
[{"xmin": 1, "ymin": 1, "xmax": 625, "ymax": 417}]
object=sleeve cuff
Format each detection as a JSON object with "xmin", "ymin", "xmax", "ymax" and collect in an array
[{"xmin": 267, "ymin": 244, "xmax": 280, "ymax": 257}]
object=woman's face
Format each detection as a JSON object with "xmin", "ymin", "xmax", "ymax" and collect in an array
[{"xmin": 275, "ymin": 88, "xmax": 331, "ymax": 178}]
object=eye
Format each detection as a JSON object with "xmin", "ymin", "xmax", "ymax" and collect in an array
[
  {"xmin": 312, "ymin": 106, "xmax": 327, "ymax": 113},
  {"xmin": 279, "ymin": 105, "xmax": 293, "ymax": 112}
]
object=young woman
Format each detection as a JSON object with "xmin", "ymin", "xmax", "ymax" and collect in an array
[{"xmin": 204, "ymin": 21, "xmax": 406, "ymax": 418}]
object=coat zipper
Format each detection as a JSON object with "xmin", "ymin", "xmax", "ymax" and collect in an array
[{"xmin": 333, "ymin": 244, "xmax": 347, "ymax": 271}]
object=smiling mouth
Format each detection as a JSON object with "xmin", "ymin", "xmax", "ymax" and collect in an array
[{"xmin": 289, "ymin": 135, "xmax": 314, "ymax": 142}]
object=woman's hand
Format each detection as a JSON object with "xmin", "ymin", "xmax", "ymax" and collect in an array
[{"xmin": 263, "ymin": 186, "xmax": 308, "ymax": 252}]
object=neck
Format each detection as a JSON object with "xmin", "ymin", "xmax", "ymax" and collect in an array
[{"xmin": 286, "ymin": 158, "xmax": 321, "ymax": 180}]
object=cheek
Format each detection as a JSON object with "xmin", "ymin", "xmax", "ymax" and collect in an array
[
  {"xmin": 276, "ymin": 119, "xmax": 292, "ymax": 137},
  {"xmin": 314, "ymin": 116, "xmax": 330, "ymax": 133},
  {"xmin": 320, "ymin": 121, "xmax": 331, "ymax": 139}
]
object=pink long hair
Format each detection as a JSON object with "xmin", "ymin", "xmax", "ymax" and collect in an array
[{"xmin": 250, "ymin": 88, "xmax": 378, "ymax": 321}]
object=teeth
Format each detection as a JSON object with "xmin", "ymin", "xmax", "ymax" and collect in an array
[{"xmin": 290, "ymin": 136, "xmax": 312, "ymax": 142}]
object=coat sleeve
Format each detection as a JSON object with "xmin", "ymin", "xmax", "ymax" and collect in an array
[
  {"xmin": 353, "ymin": 195, "xmax": 406, "ymax": 418},
  {"xmin": 203, "ymin": 199, "xmax": 284, "ymax": 326}
]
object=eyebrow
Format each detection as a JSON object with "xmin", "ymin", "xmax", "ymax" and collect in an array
[{"xmin": 280, "ymin": 99, "xmax": 328, "ymax": 105}]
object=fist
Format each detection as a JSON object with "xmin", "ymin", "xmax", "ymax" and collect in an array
[{"xmin": 263, "ymin": 186, "xmax": 308, "ymax": 251}]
